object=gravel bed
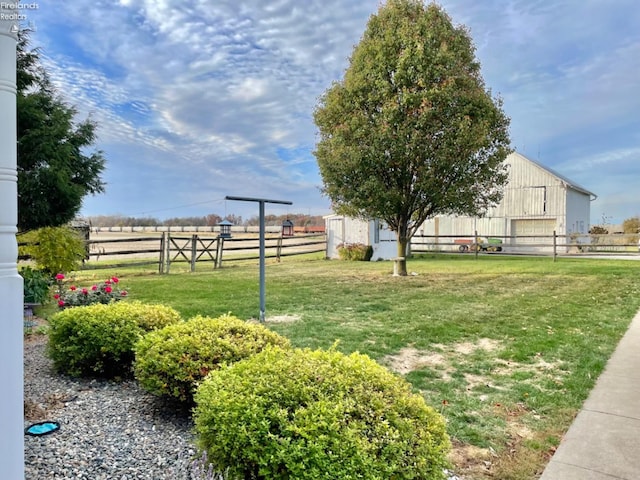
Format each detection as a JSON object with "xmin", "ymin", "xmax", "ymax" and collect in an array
[
  {"xmin": 24, "ymin": 336, "xmax": 201, "ymax": 479},
  {"xmin": 24, "ymin": 333, "xmax": 462, "ymax": 480}
]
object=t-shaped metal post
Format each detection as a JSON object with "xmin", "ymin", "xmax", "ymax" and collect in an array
[{"xmin": 225, "ymin": 196, "xmax": 292, "ymax": 321}]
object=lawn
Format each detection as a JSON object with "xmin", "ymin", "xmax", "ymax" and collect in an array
[{"xmin": 62, "ymin": 254, "xmax": 640, "ymax": 479}]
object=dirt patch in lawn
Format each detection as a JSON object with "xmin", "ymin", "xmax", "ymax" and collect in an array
[
  {"xmin": 247, "ymin": 314, "xmax": 302, "ymax": 324},
  {"xmin": 384, "ymin": 338, "xmax": 503, "ymax": 375},
  {"xmin": 493, "ymin": 356, "xmax": 566, "ymax": 382},
  {"xmin": 448, "ymin": 441, "xmax": 495, "ymax": 479},
  {"xmin": 383, "ymin": 338, "xmax": 563, "ymax": 479},
  {"xmin": 453, "ymin": 338, "xmax": 501, "ymax": 355},
  {"xmin": 383, "ymin": 347, "xmax": 448, "ymax": 375},
  {"xmin": 265, "ymin": 314, "xmax": 301, "ymax": 324}
]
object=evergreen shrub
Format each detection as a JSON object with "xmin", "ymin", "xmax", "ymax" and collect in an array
[
  {"xmin": 193, "ymin": 347, "xmax": 451, "ymax": 480},
  {"xmin": 48, "ymin": 301, "xmax": 182, "ymax": 377},
  {"xmin": 134, "ymin": 315, "xmax": 290, "ymax": 403},
  {"xmin": 336, "ymin": 242, "xmax": 374, "ymax": 261}
]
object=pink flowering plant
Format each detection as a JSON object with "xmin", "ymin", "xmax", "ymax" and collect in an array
[{"xmin": 54, "ymin": 274, "xmax": 128, "ymax": 308}]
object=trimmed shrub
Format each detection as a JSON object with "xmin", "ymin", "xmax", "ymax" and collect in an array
[
  {"xmin": 29, "ymin": 226, "xmax": 86, "ymax": 274},
  {"xmin": 337, "ymin": 242, "xmax": 374, "ymax": 261},
  {"xmin": 130, "ymin": 302, "xmax": 183, "ymax": 331},
  {"xmin": 193, "ymin": 347, "xmax": 451, "ymax": 480},
  {"xmin": 134, "ymin": 315, "xmax": 290, "ymax": 403},
  {"xmin": 48, "ymin": 301, "xmax": 182, "ymax": 377}
]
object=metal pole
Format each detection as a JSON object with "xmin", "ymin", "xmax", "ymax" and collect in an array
[
  {"xmin": 225, "ymin": 196, "xmax": 292, "ymax": 322},
  {"xmin": 0, "ymin": 11, "xmax": 24, "ymax": 478},
  {"xmin": 259, "ymin": 200, "xmax": 265, "ymax": 322}
]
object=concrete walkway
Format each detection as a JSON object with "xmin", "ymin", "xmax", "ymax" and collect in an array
[{"xmin": 540, "ymin": 309, "xmax": 640, "ymax": 479}]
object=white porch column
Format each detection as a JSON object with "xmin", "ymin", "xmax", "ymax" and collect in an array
[{"xmin": 0, "ymin": 8, "xmax": 24, "ymax": 480}]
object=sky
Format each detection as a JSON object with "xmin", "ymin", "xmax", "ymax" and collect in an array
[{"xmin": 19, "ymin": 0, "xmax": 640, "ymax": 225}]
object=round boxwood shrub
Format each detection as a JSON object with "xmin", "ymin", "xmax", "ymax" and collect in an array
[
  {"xmin": 128, "ymin": 301, "xmax": 183, "ymax": 331},
  {"xmin": 134, "ymin": 314, "xmax": 290, "ymax": 403},
  {"xmin": 193, "ymin": 347, "xmax": 451, "ymax": 480},
  {"xmin": 48, "ymin": 301, "xmax": 182, "ymax": 377}
]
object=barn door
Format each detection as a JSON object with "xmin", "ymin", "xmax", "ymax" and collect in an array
[
  {"xmin": 511, "ymin": 219, "xmax": 555, "ymax": 247},
  {"xmin": 327, "ymin": 217, "xmax": 344, "ymax": 258}
]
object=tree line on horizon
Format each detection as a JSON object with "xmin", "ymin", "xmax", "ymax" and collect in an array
[
  {"xmin": 589, "ymin": 216, "xmax": 640, "ymax": 235},
  {"xmin": 85, "ymin": 213, "xmax": 326, "ymax": 228}
]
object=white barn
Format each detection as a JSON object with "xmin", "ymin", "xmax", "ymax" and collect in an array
[
  {"xmin": 325, "ymin": 152, "xmax": 597, "ymax": 256},
  {"xmin": 417, "ymin": 152, "xmax": 597, "ymax": 252}
]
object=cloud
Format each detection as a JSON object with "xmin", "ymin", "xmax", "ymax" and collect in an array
[
  {"xmin": 26, "ymin": 0, "xmax": 640, "ymax": 222},
  {"xmin": 30, "ymin": 1, "xmax": 379, "ymax": 217}
]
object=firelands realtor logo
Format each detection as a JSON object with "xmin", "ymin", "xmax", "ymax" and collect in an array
[
  {"xmin": 1, "ymin": 2, "xmax": 38, "ymax": 20},
  {"xmin": 1, "ymin": 2, "xmax": 38, "ymax": 34}
]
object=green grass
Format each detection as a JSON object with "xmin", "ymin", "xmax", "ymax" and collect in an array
[{"xmin": 55, "ymin": 254, "xmax": 640, "ymax": 479}]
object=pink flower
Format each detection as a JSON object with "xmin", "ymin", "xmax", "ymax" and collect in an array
[
  {"xmin": 53, "ymin": 294, "xmax": 60, "ymax": 300},
  {"xmin": 55, "ymin": 273, "xmax": 65, "ymax": 280},
  {"xmin": 111, "ymin": 277, "xmax": 119, "ymax": 284},
  {"xmin": 58, "ymin": 300, "xmax": 65, "ymax": 307},
  {"xmin": 91, "ymin": 285, "xmax": 98, "ymax": 291},
  {"xmin": 105, "ymin": 286, "xmax": 112, "ymax": 293},
  {"xmin": 82, "ymin": 288, "xmax": 88, "ymax": 295},
  {"xmin": 105, "ymin": 280, "xmax": 111, "ymax": 285},
  {"xmin": 120, "ymin": 290, "xmax": 127, "ymax": 297},
  {"xmin": 70, "ymin": 285, "xmax": 77, "ymax": 291}
]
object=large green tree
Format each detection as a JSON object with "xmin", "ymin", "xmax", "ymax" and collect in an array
[
  {"xmin": 314, "ymin": 0, "xmax": 511, "ymax": 275},
  {"xmin": 17, "ymin": 31, "xmax": 106, "ymax": 231}
]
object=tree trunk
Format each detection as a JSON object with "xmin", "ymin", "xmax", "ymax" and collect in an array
[{"xmin": 396, "ymin": 236, "xmax": 408, "ymax": 276}]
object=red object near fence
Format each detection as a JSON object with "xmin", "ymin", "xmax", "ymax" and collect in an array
[{"xmin": 293, "ymin": 226, "xmax": 325, "ymax": 234}]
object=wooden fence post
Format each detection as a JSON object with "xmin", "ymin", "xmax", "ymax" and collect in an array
[
  {"xmin": 276, "ymin": 236, "xmax": 283, "ymax": 262},
  {"xmin": 553, "ymin": 231, "xmax": 557, "ymax": 262},
  {"xmin": 216, "ymin": 237, "xmax": 224, "ymax": 269},
  {"xmin": 159, "ymin": 233, "xmax": 165, "ymax": 274},
  {"xmin": 166, "ymin": 232, "xmax": 172, "ymax": 274},
  {"xmin": 212, "ymin": 237, "xmax": 219, "ymax": 270},
  {"xmin": 191, "ymin": 234, "xmax": 197, "ymax": 272}
]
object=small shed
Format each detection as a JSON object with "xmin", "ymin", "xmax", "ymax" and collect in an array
[{"xmin": 324, "ymin": 215, "xmax": 398, "ymax": 260}]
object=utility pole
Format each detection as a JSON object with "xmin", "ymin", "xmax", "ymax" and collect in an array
[
  {"xmin": 225, "ymin": 196, "xmax": 292, "ymax": 322},
  {"xmin": 0, "ymin": 8, "xmax": 25, "ymax": 479}
]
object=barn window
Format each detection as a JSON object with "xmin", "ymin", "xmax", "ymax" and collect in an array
[
  {"xmin": 528, "ymin": 186, "xmax": 547, "ymax": 215},
  {"xmin": 532, "ymin": 186, "xmax": 546, "ymax": 214}
]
